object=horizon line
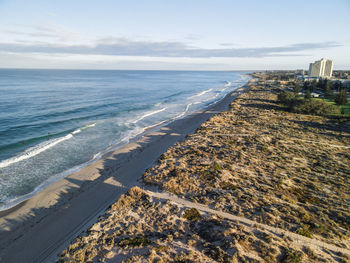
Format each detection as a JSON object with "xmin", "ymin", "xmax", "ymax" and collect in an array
[{"xmin": 0, "ymin": 67, "xmax": 349, "ymax": 71}]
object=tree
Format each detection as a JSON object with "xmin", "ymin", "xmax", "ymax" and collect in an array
[
  {"xmin": 334, "ymin": 89, "xmax": 348, "ymax": 105},
  {"xmin": 333, "ymin": 81, "xmax": 343, "ymax": 92},
  {"xmin": 311, "ymin": 80, "xmax": 317, "ymax": 92},
  {"xmin": 323, "ymin": 78, "xmax": 328, "ymax": 88},
  {"xmin": 317, "ymin": 78, "xmax": 323, "ymax": 90},
  {"xmin": 292, "ymin": 99, "xmax": 339, "ymax": 116},
  {"xmin": 294, "ymin": 82, "xmax": 301, "ymax": 94},
  {"xmin": 305, "ymin": 90, "xmax": 312, "ymax": 100},
  {"xmin": 323, "ymin": 79, "xmax": 331, "ymax": 98},
  {"xmin": 278, "ymin": 91, "xmax": 295, "ymax": 103}
]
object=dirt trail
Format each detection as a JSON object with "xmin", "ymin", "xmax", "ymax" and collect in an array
[{"xmin": 146, "ymin": 189, "xmax": 350, "ymax": 256}]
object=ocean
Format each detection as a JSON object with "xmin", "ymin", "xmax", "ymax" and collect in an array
[{"xmin": 0, "ymin": 69, "xmax": 249, "ymax": 210}]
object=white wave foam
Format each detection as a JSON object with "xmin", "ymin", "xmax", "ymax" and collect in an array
[
  {"xmin": 0, "ymin": 134, "xmax": 73, "ymax": 169},
  {"xmin": 188, "ymin": 88, "xmax": 213, "ymax": 100},
  {"xmin": 224, "ymin": 81, "xmax": 232, "ymax": 87},
  {"xmin": 130, "ymin": 108, "xmax": 166, "ymax": 124},
  {"xmin": 83, "ymin": 123, "xmax": 96, "ymax": 129},
  {"xmin": 72, "ymin": 129, "xmax": 81, "ymax": 135},
  {"xmin": 0, "ymin": 122, "xmax": 97, "ymax": 169},
  {"xmin": 92, "ymin": 151, "xmax": 102, "ymax": 160},
  {"xmin": 174, "ymin": 102, "xmax": 193, "ymax": 119},
  {"xmin": 0, "ymin": 75, "xmax": 251, "ymax": 211},
  {"xmin": 0, "ymin": 148, "xmax": 104, "ymax": 211}
]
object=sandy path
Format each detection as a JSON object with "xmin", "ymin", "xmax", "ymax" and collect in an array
[
  {"xmin": 0, "ymin": 84, "xmax": 249, "ymax": 263},
  {"xmin": 146, "ymin": 189, "xmax": 350, "ymax": 256}
]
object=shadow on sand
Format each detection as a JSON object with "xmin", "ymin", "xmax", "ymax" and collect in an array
[
  {"xmin": 0, "ymin": 105, "xmax": 227, "ymax": 263},
  {"xmin": 0, "ymin": 87, "xmax": 244, "ymax": 263}
]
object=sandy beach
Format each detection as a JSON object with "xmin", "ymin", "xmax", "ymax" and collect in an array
[
  {"xmin": 1, "ymin": 0, "xmax": 348, "ymax": 261},
  {"xmin": 0, "ymin": 81, "xmax": 250, "ymax": 263},
  {"xmin": 57, "ymin": 73, "xmax": 350, "ymax": 263}
]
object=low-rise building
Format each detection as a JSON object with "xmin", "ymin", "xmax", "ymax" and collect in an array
[{"xmin": 296, "ymin": 69, "xmax": 304, "ymax": 75}]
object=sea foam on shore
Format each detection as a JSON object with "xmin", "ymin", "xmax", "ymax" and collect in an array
[{"xmin": 0, "ymin": 70, "xmax": 250, "ymax": 211}]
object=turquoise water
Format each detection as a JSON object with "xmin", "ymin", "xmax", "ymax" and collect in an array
[{"xmin": 0, "ymin": 69, "xmax": 249, "ymax": 210}]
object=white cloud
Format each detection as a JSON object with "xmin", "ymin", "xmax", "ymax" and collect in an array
[
  {"xmin": 2, "ymin": 23, "xmax": 83, "ymax": 44},
  {"xmin": 0, "ymin": 38, "xmax": 341, "ymax": 58},
  {"xmin": 0, "ymin": 23, "xmax": 346, "ymax": 69}
]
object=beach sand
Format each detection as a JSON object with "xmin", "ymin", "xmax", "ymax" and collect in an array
[
  {"xmin": 57, "ymin": 74, "xmax": 350, "ymax": 263},
  {"xmin": 0, "ymin": 81, "xmax": 250, "ymax": 263}
]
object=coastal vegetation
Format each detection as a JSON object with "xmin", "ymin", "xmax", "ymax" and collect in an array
[
  {"xmin": 183, "ymin": 208, "xmax": 201, "ymax": 221},
  {"xmin": 59, "ymin": 72, "xmax": 350, "ymax": 262},
  {"xmin": 59, "ymin": 186, "xmax": 348, "ymax": 262},
  {"xmin": 277, "ymin": 91, "xmax": 339, "ymax": 116},
  {"xmin": 299, "ymin": 77, "xmax": 349, "ymax": 117}
]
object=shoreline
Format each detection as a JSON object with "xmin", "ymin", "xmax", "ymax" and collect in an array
[
  {"xmin": 0, "ymin": 77, "xmax": 248, "ymax": 213},
  {"xmin": 0, "ymin": 79, "xmax": 252, "ymax": 263},
  {"xmin": 58, "ymin": 72, "xmax": 350, "ymax": 262}
]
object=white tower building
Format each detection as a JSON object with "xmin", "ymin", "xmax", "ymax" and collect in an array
[{"xmin": 308, "ymin": 58, "xmax": 333, "ymax": 78}]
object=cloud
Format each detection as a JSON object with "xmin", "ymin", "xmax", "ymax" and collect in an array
[
  {"xmin": 3, "ymin": 23, "xmax": 80, "ymax": 42},
  {"xmin": 0, "ymin": 38, "xmax": 341, "ymax": 58},
  {"xmin": 5, "ymin": 30, "xmax": 60, "ymax": 39},
  {"xmin": 220, "ymin": 43, "xmax": 236, "ymax": 47},
  {"xmin": 184, "ymin": 34, "xmax": 202, "ymax": 41}
]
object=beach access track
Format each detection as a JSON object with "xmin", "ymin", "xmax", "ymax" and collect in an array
[{"xmin": 146, "ymin": 189, "xmax": 350, "ymax": 256}]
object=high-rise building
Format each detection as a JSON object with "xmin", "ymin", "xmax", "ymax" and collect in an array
[
  {"xmin": 308, "ymin": 58, "xmax": 333, "ymax": 78},
  {"xmin": 324, "ymin": 59, "xmax": 333, "ymax": 77}
]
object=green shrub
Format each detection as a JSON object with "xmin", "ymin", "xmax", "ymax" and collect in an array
[
  {"xmin": 304, "ymin": 90, "xmax": 311, "ymax": 100},
  {"xmin": 277, "ymin": 91, "xmax": 303, "ymax": 109},
  {"xmin": 219, "ymin": 181, "xmax": 238, "ymax": 190},
  {"xmin": 183, "ymin": 208, "xmax": 201, "ymax": 221},
  {"xmin": 296, "ymin": 224, "xmax": 312, "ymax": 238},
  {"xmin": 277, "ymin": 91, "xmax": 296, "ymax": 104},
  {"xmin": 118, "ymin": 236, "xmax": 150, "ymax": 247},
  {"xmin": 282, "ymin": 249, "xmax": 303, "ymax": 263},
  {"xmin": 293, "ymin": 83, "xmax": 301, "ymax": 93},
  {"xmin": 213, "ymin": 162, "xmax": 223, "ymax": 171}
]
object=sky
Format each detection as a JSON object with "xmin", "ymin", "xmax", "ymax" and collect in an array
[{"xmin": 0, "ymin": 0, "xmax": 349, "ymax": 70}]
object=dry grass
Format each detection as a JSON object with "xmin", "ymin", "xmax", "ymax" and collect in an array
[
  {"xmin": 143, "ymin": 76, "xmax": 350, "ymax": 250},
  {"xmin": 59, "ymin": 187, "xmax": 348, "ymax": 262},
  {"xmin": 59, "ymin": 73, "xmax": 350, "ymax": 262}
]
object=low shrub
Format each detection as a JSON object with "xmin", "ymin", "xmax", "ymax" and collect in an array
[
  {"xmin": 213, "ymin": 162, "xmax": 223, "ymax": 171},
  {"xmin": 154, "ymin": 245, "xmax": 170, "ymax": 252},
  {"xmin": 183, "ymin": 208, "xmax": 201, "ymax": 221},
  {"xmin": 219, "ymin": 181, "xmax": 238, "ymax": 191},
  {"xmin": 118, "ymin": 236, "xmax": 150, "ymax": 247},
  {"xmin": 282, "ymin": 249, "xmax": 304, "ymax": 263},
  {"xmin": 296, "ymin": 224, "xmax": 312, "ymax": 238}
]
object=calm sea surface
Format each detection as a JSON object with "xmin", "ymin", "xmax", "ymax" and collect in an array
[{"xmin": 0, "ymin": 69, "xmax": 249, "ymax": 210}]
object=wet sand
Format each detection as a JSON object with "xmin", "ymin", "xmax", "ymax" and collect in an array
[{"xmin": 0, "ymin": 82, "xmax": 250, "ymax": 263}]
